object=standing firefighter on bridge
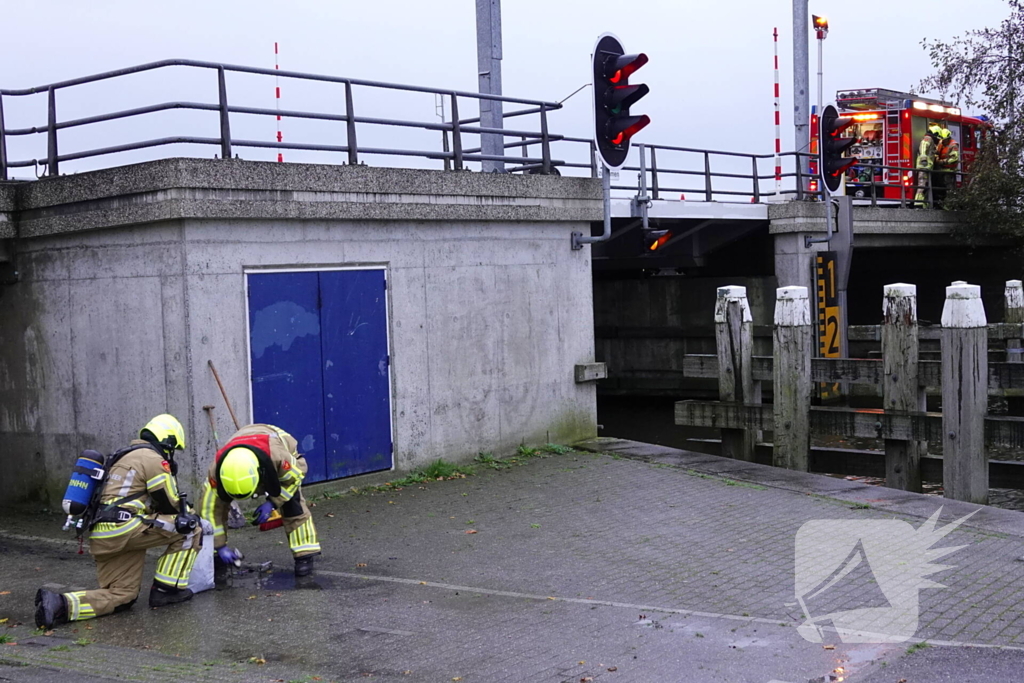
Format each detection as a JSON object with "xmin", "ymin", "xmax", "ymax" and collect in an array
[
  {"xmin": 916, "ymin": 122, "xmax": 960, "ymax": 208},
  {"xmin": 35, "ymin": 415, "xmax": 202, "ymax": 629},
  {"xmin": 201, "ymin": 424, "xmax": 321, "ymax": 586}
]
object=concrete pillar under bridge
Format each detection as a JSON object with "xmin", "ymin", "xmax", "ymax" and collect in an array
[
  {"xmin": 768, "ymin": 202, "xmax": 1022, "ymax": 325},
  {"xmin": 769, "ymin": 201, "xmax": 968, "ymax": 293}
]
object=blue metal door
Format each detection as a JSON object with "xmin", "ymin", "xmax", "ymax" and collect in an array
[
  {"xmin": 247, "ymin": 272, "xmax": 327, "ymax": 482},
  {"xmin": 320, "ymin": 270, "xmax": 392, "ymax": 478},
  {"xmin": 248, "ymin": 269, "xmax": 392, "ymax": 484}
]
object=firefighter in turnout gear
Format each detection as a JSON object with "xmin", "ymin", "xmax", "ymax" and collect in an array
[
  {"xmin": 35, "ymin": 415, "xmax": 202, "ymax": 629},
  {"xmin": 933, "ymin": 124, "xmax": 960, "ymax": 207},
  {"xmin": 914, "ymin": 122, "xmax": 942, "ymax": 208},
  {"xmin": 201, "ymin": 424, "xmax": 321, "ymax": 586}
]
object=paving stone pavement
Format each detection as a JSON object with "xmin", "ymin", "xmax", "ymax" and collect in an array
[{"xmin": 2, "ymin": 439, "xmax": 1024, "ymax": 682}]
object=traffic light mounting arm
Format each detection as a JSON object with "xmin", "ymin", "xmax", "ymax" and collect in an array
[{"xmin": 571, "ymin": 164, "xmax": 612, "ymax": 251}]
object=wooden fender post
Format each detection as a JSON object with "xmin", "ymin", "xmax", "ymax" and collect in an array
[
  {"xmin": 881, "ymin": 283, "xmax": 924, "ymax": 492},
  {"xmin": 773, "ymin": 286, "xmax": 812, "ymax": 471},
  {"xmin": 715, "ymin": 285, "xmax": 757, "ymax": 461},
  {"xmin": 941, "ymin": 282, "xmax": 988, "ymax": 503},
  {"xmin": 1005, "ymin": 280, "xmax": 1024, "ymax": 416}
]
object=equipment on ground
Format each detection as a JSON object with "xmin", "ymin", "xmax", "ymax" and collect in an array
[
  {"xmin": 252, "ymin": 501, "xmax": 283, "ymax": 530},
  {"xmin": 258, "ymin": 508, "xmax": 284, "ymax": 531}
]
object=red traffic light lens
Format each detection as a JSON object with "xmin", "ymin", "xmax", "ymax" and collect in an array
[
  {"xmin": 609, "ymin": 53, "xmax": 648, "ymax": 84},
  {"xmin": 827, "ymin": 116, "xmax": 855, "ymax": 137},
  {"xmin": 649, "ymin": 231, "xmax": 672, "ymax": 251},
  {"xmin": 610, "ymin": 115, "xmax": 651, "ymax": 145}
]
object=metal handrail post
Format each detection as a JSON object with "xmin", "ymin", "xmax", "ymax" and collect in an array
[
  {"xmin": 751, "ymin": 156, "xmax": 760, "ymax": 203},
  {"xmin": 650, "ymin": 146, "xmax": 659, "ymax": 200},
  {"xmin": 0, "ymin": 95, "xmax": 7, "ymax": 180},
  {"xmin": 540, "ymin": 106, "xmax": 551, "ymax": 175},
  {"xmin": 589, "ymin": 141, "xmax": 597, "ymax": 178},
  {"xmin": 795, "ymin": 155, "xmax": 804, "ymax": 200},
  {"xmin": 450, "ymin": 94, "xmax": 463, "ymax": 170},
  {"xmin": 46, "ymin": 86, "xmax": 58, "ymax": 176},
  {"xmin": 703, "ymin": 151, "xmax": 712, "ymax": 201},
  {"xmin": 638, "ymin": 144, "xmax": 650, "ymax": 231},
  {"xmin": 217, "ymin": 67, "xmax": 232, "ymax": 160},
  {"xmin": 345, "ymin": 81, "xmax": 358, "ymax": 165}
]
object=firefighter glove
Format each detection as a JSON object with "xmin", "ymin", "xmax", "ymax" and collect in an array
[
  {"xmin": 217, "ymin": 546, "xmax": 244, "ymax": 567},
  {"xmin": 251, "ymin": 501, "xmax": 276, "ymax": 526}
]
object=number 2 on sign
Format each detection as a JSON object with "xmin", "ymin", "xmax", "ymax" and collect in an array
[{"xmin": 824, "ymin": 307, "xmax": 841, "ymax": 356}]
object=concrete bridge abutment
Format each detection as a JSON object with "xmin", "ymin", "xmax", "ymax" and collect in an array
[{"xmin": 0, "ymin": 159, "xmax": 604, "ymax": 507}]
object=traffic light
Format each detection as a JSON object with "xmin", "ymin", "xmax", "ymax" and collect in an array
[
  {"xmin": 819, "ymin": 104, "xmax": 857, "ymax": 194},
  {"xmin": 593, "ymin": 33, "xmax": 650, "ymax": 169},
  {"xmin": 644, "ymin": 227, "xmax": 671, "ymax": 251}
]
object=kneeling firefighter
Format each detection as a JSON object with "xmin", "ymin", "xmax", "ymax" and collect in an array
[
  {"xmin": 201, "ymin": 424, "xmax": 321, "ymax": 586},
  {"xmin": 36, "ymin": 414, "xmax": 203, "ymax": 629}
]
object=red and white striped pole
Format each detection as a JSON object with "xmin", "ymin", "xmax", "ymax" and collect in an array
[
  {"xmin": 773, "ymin": 27, "xmax": 782, "ymax": 196},
  {"xmin": 275, "ymin": 42, "xmax": 283, "ymax": 162}
]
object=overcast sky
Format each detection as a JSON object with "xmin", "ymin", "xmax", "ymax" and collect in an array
[{"xmin": 0, "ymin": 0, "xmax": 1012, "ymax": 185}]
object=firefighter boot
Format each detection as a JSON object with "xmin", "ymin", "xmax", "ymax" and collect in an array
[
  {"xmin": 149, "ymin": 583, "xmax": 194, "ymax": 608},
  {"xmin": 34, "ymin": 589, "xmax": 68, "ymax": 629},
  {"xmin": 214, "ymin": 556, "xmax": 232, "ymax": 589},
  {"xmin": 294, "ymin": 553, "xmax": 319, "ymax": 577}
]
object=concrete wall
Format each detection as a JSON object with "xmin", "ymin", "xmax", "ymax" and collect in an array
[{"xmin": 0, "ymin": 159, "xmax": 603, "ymax": 507}]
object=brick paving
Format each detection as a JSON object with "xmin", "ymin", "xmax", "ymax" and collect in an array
[{"xmin": 3, "ymin": 439, "xmax": 1024, "ymax": 682}]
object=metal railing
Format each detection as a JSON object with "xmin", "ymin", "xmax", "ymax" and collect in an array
[
  {"xmin": 0, "ymin": 58, "xmax": 958, "ymax": 210},
  {"xmin": 837, "ymin": 160, "xmax": 966, "ymax": 208},
  {"xmin": 0, "ymin": 59, "xmax": 569, "ymax": 179},
  {"xmin": 515, "ymin": 134, "xmax": 822, "ymax": 202}
]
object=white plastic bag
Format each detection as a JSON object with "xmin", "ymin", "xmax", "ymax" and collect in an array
[
  {"xmin": 227, "ymin": 500, "xmax": 247, "ymax": 529},
  {"xmin": 187, "ymin": 524, "xmax": 215, "ymax": 594}
]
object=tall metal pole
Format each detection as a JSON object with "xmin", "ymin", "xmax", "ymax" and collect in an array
[
  {"xmin": 792, "ymin": 0, "xmax": 810, "ymax": 182},
  {"xmin": 773, "ymin": 28, "xmax": 782, "ymax": 196},
  {"xmin": 816, "ymin": 31, "xmax": 823, "ymax": 121},
  {"xmin": 476, "ymin": 0, "xmax": 504, "ymax": 173},
  {"xmin": 817, "ymin": 25, "xmax": 832, "ymax": 243}
]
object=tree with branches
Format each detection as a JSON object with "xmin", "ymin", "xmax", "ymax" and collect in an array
[{"xmin": 921, "ymin": 0, "xmax": 1024, "ymax": 245}]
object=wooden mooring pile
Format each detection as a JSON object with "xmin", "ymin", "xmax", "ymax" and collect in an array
[{"xmin": 675, "ymin": 280, "xmax": 1024, "ymax": 504}]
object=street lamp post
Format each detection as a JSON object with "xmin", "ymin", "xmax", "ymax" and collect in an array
[
  {"xmin": 813, "ymin": 15, "xmax": 828, "ymax": 121},
  {"xmin": 812, "ymin": 14, "xmax": 832, "ymax": 234}
]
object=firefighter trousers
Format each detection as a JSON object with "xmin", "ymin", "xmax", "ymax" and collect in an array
[{"xmin": 63, "ymin": 516, "xmax": 201, "ymax": 621}]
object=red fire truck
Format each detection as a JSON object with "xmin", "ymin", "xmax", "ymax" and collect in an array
[{"xmin": 808, "ymin": 88, "xmax": 991, "ymax": 200}]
